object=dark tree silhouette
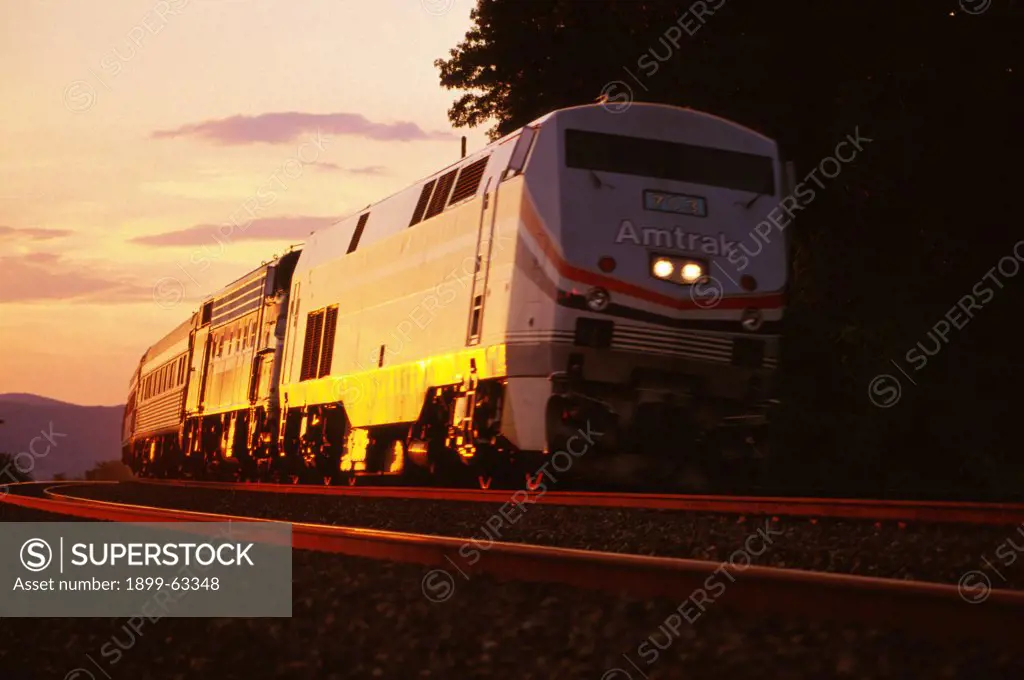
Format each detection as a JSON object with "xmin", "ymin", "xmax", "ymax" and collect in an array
[
  {"xmin": 0, "ymin": 452, "xmax": 33, "ymax": 483},
  {"xmin": 84, "ymin": 461, "xmax": 135, "ymax": 481},
  {"xmin": 437, "ymin": 1, "xmax": 1022, "ymax": 498}
]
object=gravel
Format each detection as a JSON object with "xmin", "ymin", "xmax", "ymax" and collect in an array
[
  {"xmin": 57, "ymin": 482, "xmax": 1024, "ymax": 589},
  {"xmin": 2, "ymin": 501, "xmax": 1022, "ymax": 679}
]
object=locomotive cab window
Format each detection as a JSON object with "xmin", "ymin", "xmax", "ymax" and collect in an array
[{"xmin": 564, "ymin": 129, "xmax": 775, "ymax": 195}]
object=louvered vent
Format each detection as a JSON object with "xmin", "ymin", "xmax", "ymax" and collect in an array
[
  {"xmin": 448, "ymin": 156, "xmax": 490, "ymax": 205},
  {"xmin": 318, "ymin": 306, "xmax": 338, "ymax": 377},
  {"xmin": 423, "ymin": 169, "xmax": 458, "ymax": 221},
  {"xmin": 408, "ymin": 180, "xmax": 435, "ymax": 226},
  {"xmin": 347, "ymin": 213, "xmax": 369, "ymax": 254},
  {"xmin": 300, "ymin": 310, "xmax": 324, "ymax": 381}
]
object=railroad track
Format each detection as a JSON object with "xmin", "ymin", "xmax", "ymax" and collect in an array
[
  {"xmin": 3, "ymin": 480, "xmax": 1024, "ymax": 645},
  {"xmin": 130, "ymin": 477, "xmax": 1024, "ymax": 525}
]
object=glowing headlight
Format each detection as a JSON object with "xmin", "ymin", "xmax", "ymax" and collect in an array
[
  {"xmin": 650, "ymin": 254, "xmax": 708, "ymax": 287},
  {"xmin": 680, "ymin": 262, "xmax": 704, "ymax": 283},
  {"xmin": 652, "ymin": 259, "xmax": 674, "ymax": 279},
  {"xmin": 586, "ymin": 287, "xmax": 610, "ymax": 311}
]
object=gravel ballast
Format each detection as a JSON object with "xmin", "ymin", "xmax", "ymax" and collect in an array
[
  {"xmin": 57, "ymin": 481, "xmax": 1024, "ymax": 589},
  {"xmin": 1, "ymin": 502, "xmax": 1022, "ymax": 679}
]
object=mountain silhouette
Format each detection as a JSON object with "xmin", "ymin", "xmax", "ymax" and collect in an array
[{"xmin": 0, "ymin": 393, "xmax": 124, "ymax": 480}]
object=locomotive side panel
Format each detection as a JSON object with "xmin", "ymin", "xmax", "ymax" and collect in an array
[{"xmin": 280, "ymin": 142, "xmax": 521, "ymax": 428}]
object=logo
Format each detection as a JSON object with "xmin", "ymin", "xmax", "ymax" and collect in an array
[
  {"xmin": 689, "ymin": 275, "xmax": 724, "ymax": 309},
  {"xmin": 958, "ymin": 570, "xmax": 992, "ymax": 603},
  {"xmin": 20, "ymin": 538, "xmax": 53, "ymax": 572},
  {"xmin": 867, "ymin": 374, "xmax": 901, "ymax": 408},
  {"xmin": 421, "ymin": 569, "xmax": 455, "ymax": 603},
  {"xmin": 959, "ymin": 0, "xmax": 991, "ymax": 14},
  {"xmin": 615, "ymin": 219, "xmax": 736, "ymax": 256}
]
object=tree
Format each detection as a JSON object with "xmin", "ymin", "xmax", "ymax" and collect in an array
[
  {"xmin": 84, "ymin": 461, "xmax": 135, "ymax": 481},
  {"xmin": 0, "ymin": 452, "xmax": 33, "ymax": 483},
  {"xmin": 436, "ymin": 1, "xmax": 1023, "ymax": 498}
]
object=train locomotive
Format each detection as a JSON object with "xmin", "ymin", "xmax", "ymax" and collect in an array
[{"xmin": 123, "ymin": 103, "xmax": 790, "ymax": 489}]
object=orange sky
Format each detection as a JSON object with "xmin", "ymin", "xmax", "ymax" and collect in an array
[{"xmin": 0, "ymin": 0, "xmax": 486, "ymax": 406}]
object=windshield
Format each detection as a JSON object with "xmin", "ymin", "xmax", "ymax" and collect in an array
[{"xmin": 565, "ymin": 128, "xmax": 775, "ymax": 194}]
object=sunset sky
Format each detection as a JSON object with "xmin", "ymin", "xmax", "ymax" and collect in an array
[{"xmin": 0, "ymin": 0, "xmax": 486, "ymax": 406}]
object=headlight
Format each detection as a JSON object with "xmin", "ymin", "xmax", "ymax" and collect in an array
[
  {"xmin": 650, "ymin": 254, "xmax": 708, "ymax": 286},
  {"xmin": 680, "ymin": 262, "xmax": 704, "ymax": 283},
  {"xmin": 652, "ymin": 259, "xmax": 674, "ymax": 279}
]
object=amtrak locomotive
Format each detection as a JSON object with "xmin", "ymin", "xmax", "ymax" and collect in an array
[{"xmin": 123, "ymin": 103, "xmax": 790, "ymax": 489}]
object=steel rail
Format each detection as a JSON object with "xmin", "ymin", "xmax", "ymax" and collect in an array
[
  {"xmin": 132, "ymin": 477, "xmax": 1024, "ymax": 525},
  {"xmin": 1, "ymin": 481, "xmax": 1021, "ymax": 645}
]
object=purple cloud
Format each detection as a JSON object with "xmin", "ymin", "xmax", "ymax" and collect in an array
[
  {"xmin": 130, "ymin": 215, "xmax": 339, "ymax": 247},
  {"xmin": 313, "ymin": 162, "xmax": 388, "ymax": 175},
  {"xmin": 0, "ymin": 225, "xmax": 71, "ymax": 240},
  {"xmin": 0, "ymin": 254, "xmax": 152, "ymax": 304},
  {"xmin": 151, "ymin": 112, "xmax": 454, "ymax": 145}
]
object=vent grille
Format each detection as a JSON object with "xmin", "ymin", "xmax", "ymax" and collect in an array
[
  {"xmin": 347, "ymin": 212, "xmax": 369, "ymax": 254},
  {"xmin": 448, "ymin": 156, "xmax": 489, "ymax": 205},
  {"xmin": 318, "ymin": 306, "xmax": 338, "ymax": 377},
  {"xmin": 409, "ymin": 180, "xmax": 435, "ymax": 227},
  {"xmin": 423, "ymin": 169, "xmax": 458, "ymax": 221},
  {"xmin": 299, "ymin": 310, "xmax": 324, "ymax": 381}
]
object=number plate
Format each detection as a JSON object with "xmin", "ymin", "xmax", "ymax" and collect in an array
[{"xmin": 643, "ymin": 190, "xmax": 707, "ymax": 217}]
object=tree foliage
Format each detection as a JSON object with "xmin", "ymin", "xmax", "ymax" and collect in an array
[
  {"xmin": 437, "ymin": 1, "xmax": 1022, "ymax": 497},
  {"xmin": 84, "ymin": 461, "xmax": 135, "ymax": 481},
  {"xmin": 0, "ymin": 452, "xmax": 32, "ymax": 483}
]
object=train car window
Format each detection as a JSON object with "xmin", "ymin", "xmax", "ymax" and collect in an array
[
  {"xmin": 448, "ymin": 156, "xmax": 490, "ymax": 205},
  {"xmin": 201, "ymin": 301, "xmax": 213, "ymax": 325},
  {"xmin": 564, "ymin": 129, "xmax": 775, "ymax": 195},
  {"xmin": 506, "ymin": 126, "xmax": 538, "ymax": 177}
]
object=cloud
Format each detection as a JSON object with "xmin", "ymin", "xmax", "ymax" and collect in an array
[
  {"xmin": 130, "ymin": 215, "xmax": 339, "ymax": 247},
  {"xmin": 0, "ymin": 254, "xmax": 153, "ymax": 304},
  {"xmin": 0, "ymin": 225, "xmax": 71, "ymax": 240},
  {"xmin": 151, "ymin": 112, "xmax": 454, "ymax": 145},
  {"xmin": 313, "ymin": 162, "xmax": 388, "ymax": 175}
]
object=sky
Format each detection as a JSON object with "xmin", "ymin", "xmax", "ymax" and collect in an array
[{"xmin": 0, "ymin": 0, "xmax": 487, "ymax": 406}]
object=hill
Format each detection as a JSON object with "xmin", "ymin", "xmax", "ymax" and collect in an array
[{"xmin": 0, "ymin": 394, "xmax": 125, "ymax": 480}]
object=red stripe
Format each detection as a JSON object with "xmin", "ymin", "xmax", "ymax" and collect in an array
[{"xmin": 520, "ymin": 192, "xmax": 785, "ymax": 311}]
